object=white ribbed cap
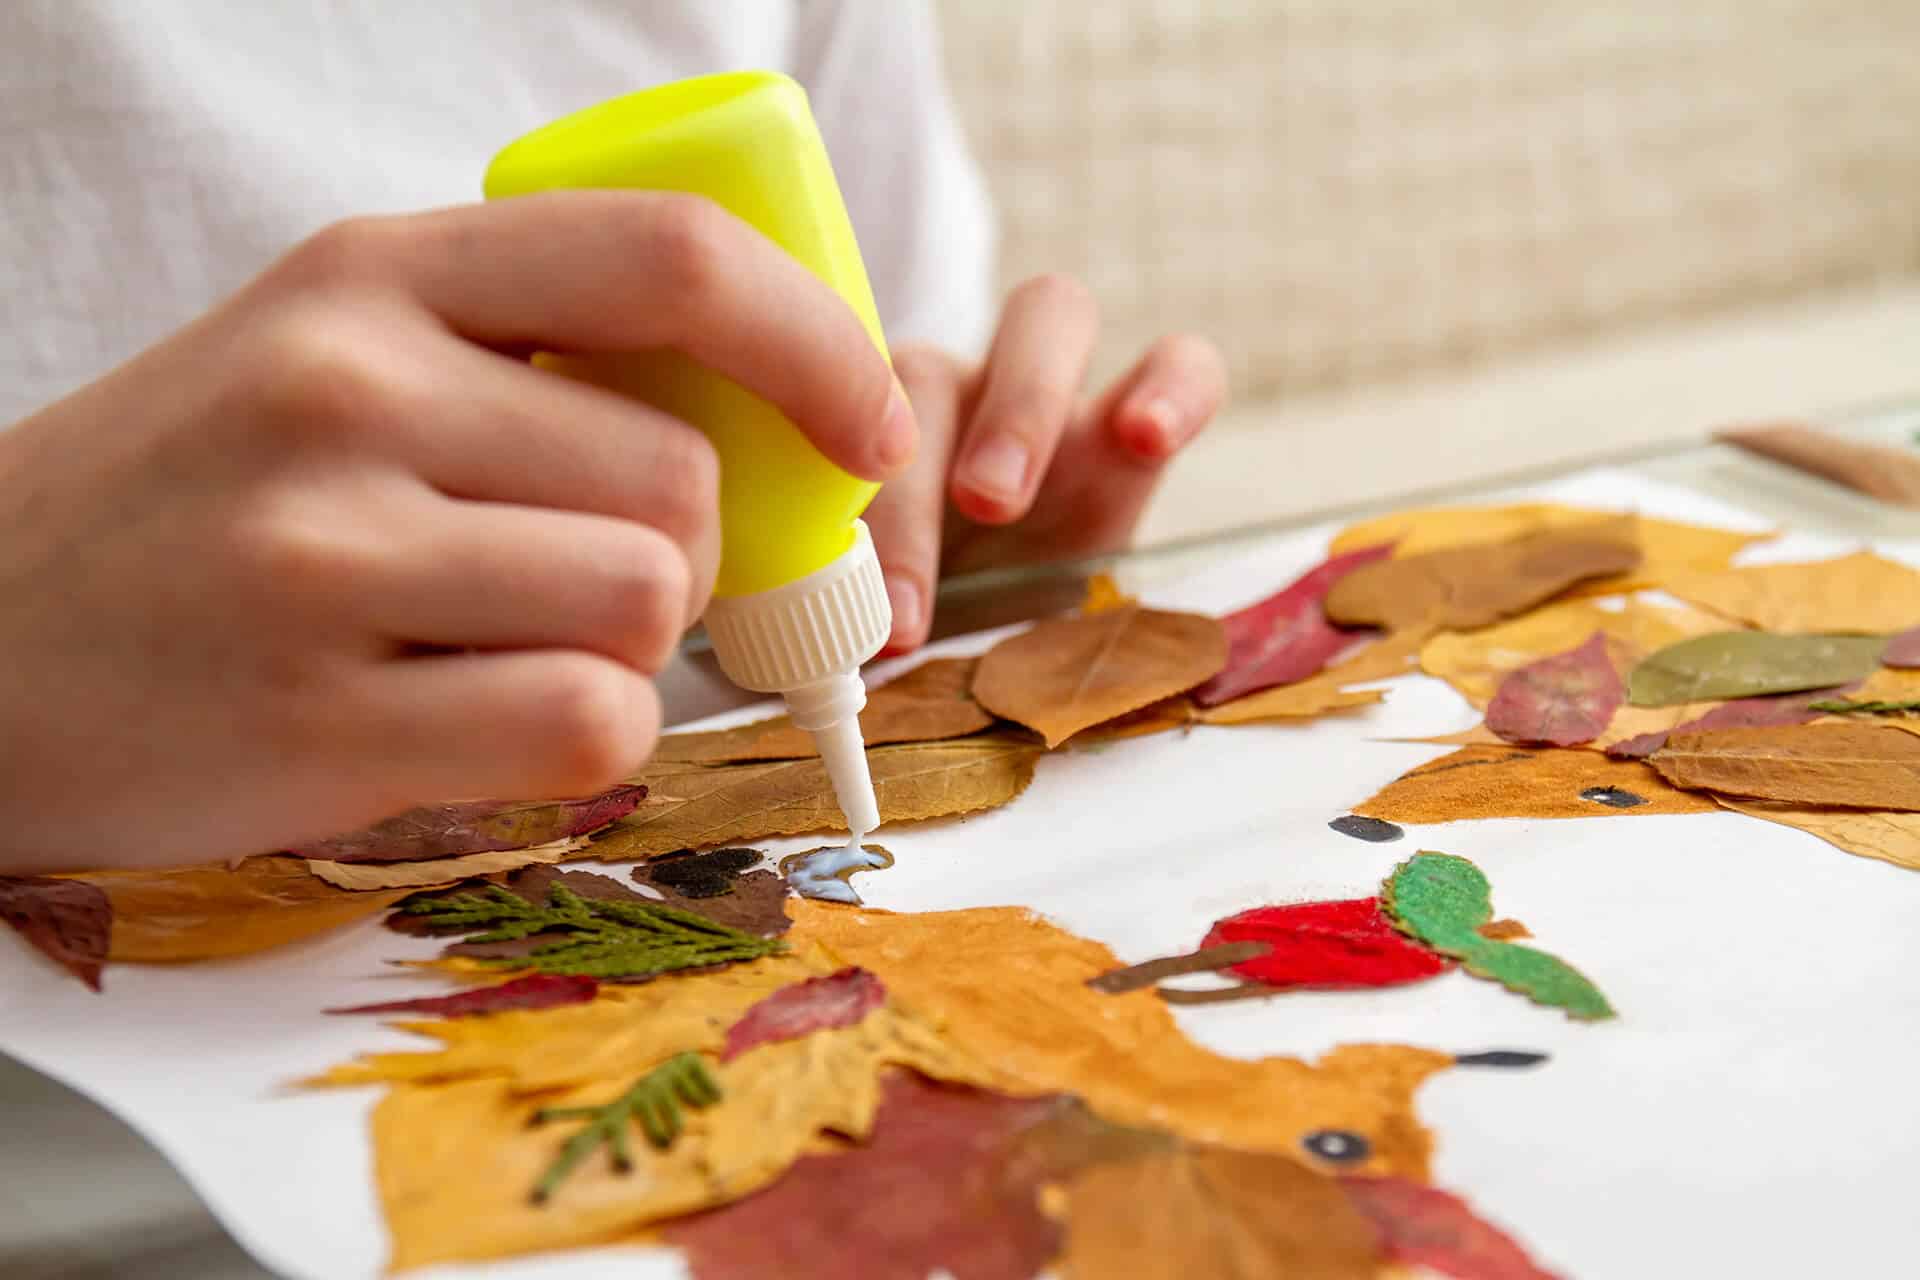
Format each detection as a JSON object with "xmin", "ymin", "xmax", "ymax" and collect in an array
[{"xmin": 701, "ymin": 520, "xmax": 892, "ymax": 694}]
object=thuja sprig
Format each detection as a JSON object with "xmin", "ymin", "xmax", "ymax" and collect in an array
[
  {"xmin": 401, "ymin": 884, "xmax": 783, "ymax": 979},
  {"xmin": 529, "ymin": 1052, "xmax": 722, "ymax": 1204},
  {"xmin": 1809, "ymin": 698, "xmax": 1920, "ymax": 716}
]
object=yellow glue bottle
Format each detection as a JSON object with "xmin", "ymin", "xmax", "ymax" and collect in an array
[{"xmin": 485, "ymin": 72, "xmax": 892, "ymax": 844}]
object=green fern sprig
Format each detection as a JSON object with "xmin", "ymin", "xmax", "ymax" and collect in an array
[
  {"xmin": 529, "ymin": 1052, "xmax": 722, "ymax": 1203},
  {"xmin": 1810, "ymin": 698, "xmax": 1920, "ymax": 716}
]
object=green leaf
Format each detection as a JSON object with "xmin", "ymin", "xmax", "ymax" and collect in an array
[
  {"xmin": 1810, "ymin": 698, "xmax": 1920, "ymax": 716},
  {"xmin": 1627, "ymin": 632, "xmax": 1888, "ymax": 707},
  {"xmin": 402, "ymin": 884, "xmax": 783, "ymax": 979},
  {"xmin": 1382, "ymin": 852, "xmax": 1615, "ymax": 1021},
  {"xmin": 530, "ymin": 1052, "xmax": 722, "ymax": 1204}
]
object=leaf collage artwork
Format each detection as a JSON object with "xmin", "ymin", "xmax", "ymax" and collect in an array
[{"xmin": 5, "ymin": 486, "xmax": 1919, "ymax": 1279}]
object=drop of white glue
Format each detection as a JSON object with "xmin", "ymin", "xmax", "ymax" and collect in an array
[{"xmin": 782, "ymin": 834, "xmax": 893, "ymax": 905}]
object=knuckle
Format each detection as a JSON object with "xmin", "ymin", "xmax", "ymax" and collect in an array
[
  {"xmin": 604, "ymin": 537, "xmax": 692, "ymax": 673},
  {"xmin": 645, "ymin": 428, "xmax": 721, "ymax": 545},
  {"xmin": 246, "ymin": 311, "xmax": 395, "ymax": 447},
  {"xmin": 643, "ymin": 195, "xmax": 731, "ymax": 299},
  {"xmin": 232, "ymin": 495, "xmax": 373, "ymax": 601},
  {"xmin": 543, "ymin": 657, "xmax": 656, "ymax": 789},
  {"xmin": 889, "ymin": 346, "xmax": 952, "ymax": 395},
  {"xmin": 276, "ymin": 217, "xmax": 398, "ymax": 290}
]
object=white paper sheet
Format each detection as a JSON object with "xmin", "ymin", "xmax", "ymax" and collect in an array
[{"xmin": 4, "ymin": 469, "xmax": 1917, "ymax": 1279}]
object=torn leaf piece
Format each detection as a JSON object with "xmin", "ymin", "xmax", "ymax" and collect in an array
[
  {"xmin": 1605, "ymin": 687, "xmax": 1843, "ymax": 760},
  {"xmin": 722, "ymin": 967, "xmax": 887, "ymax": 1061},
  {"xmin": 1627, "ymin": 633, "xmax": 1887, "ymax": 707},
  {"xmin": 652, "ymin": 659, "xmax": 991, "ymax": 764},
  {"xmin": 1664, "ymin": 551, "xmax": 1920, "ymax": 635},
  {"xmin": 1196, "ymin": 626, "xmax": 1425, "ymax": 726},
  {"xmin": 1383, "ymin": 853, "xmax": 1614, "ymax": 1020},
  {"xmin": 1885, "ymin": 626, "xmax": 1920, "ymax": 668},
  {"xmin": 1087, "ymin": 942, "xmax": 1271, "ymax": 995},
  {"xmin": 1486, "ymin": 633, "xmax": 1622, "ymax": 747},
  {"xmin": 1191, "ymin": 543, "xmax": 1390, "ymax": 707},
  {"xmin": 1339, "ymin": 1175, "xmax": 1563, "ymax": 1280},
  {"xmin": 531, "ymin": 1053, "xmax": 721, "ymax": 1203},
  {"xmin": 1323, "ymin": 520, "xmax": 1641, "ymax": 631},
  {"xmin": 0, "ymin": 876, "xmax": 110, "ymax": 990},
  {"xmin": 288, "ymin": 786, "xmax": 647, "ymax": 863},
  {"xmin": 1199, "ymin": 899, "xmax": 1452, "ymax": 991},
  {"xmin": 971, "ymin": 605, "xmax": 1227, "ymax": 747},
  {"xmin": 1329, "ymin": 503, "xmax": 1767, "ymax": 596},
  {"xmin": 779, "ymin": 843, "xmax": 894, "ymax": 905},
  {"xmin": 595, "ymin": 734, "xmax": 1043, "ymax": 861},
  {"xmin": 1718, "ymin": 423, "xmax": 1920, "ymax": 509},
  {"xmin": 304, "ymin": 836, "xmax": 582, "ymax": 892},
  {"xmin": 1716, "ymin": 799, "xmax": 1920, "ymax": 872},
  {"xmin": 398, "ymin": 884, "xmax": 785, "ymax": 979},
  {"xmin": 1650, "ymin": 723, "xmax": 1920, "ymax": 811},
  {"xmin": 1355, "ymin": 747, "xmax": 1715, "ymax": 823},
  {"xmin": 1329, "ymin": 815, "xmax": 1404, "ymax": 843},
  {"xmin": 326, "ymin": 974, "xmax": 599, "ymax": 1018}
]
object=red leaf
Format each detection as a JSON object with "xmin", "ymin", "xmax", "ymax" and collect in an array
[
  {"xmin": 0, "ymin": 876, "xmax": 111, "ymax": 991},
  {"xmin": 1201, "ymin": 898, "xmax": 1450, "ymax": 990},
  {"xmin": 668, "ymin": 1073, "xmax": 1069, "ymax": 1280},
  {"xmin": 1605, "ymin": 686, "xmax": 1845, "ymax": 760},
  {"xmin": 1486, "ymin": 633, "xmax": 1623, "ymax": 747},
  {"xmin": 1340, "ymin": 1174, "xmax": 1562, "ymax": 1280},
  {"xmin": 1192, "ymin": 544, "xmax": 1391, "ymax": 707},
  {"xmin": 325, "ymin": 973, "xmax": 598, "ymax": 1017},
  {"xmin": 1885, "ymin": 626, "xmax": 1920, "ymax": 669},
  {"xmin": 722, "ymin": 967, "xmax": 887, "ymax": 1061},
  {"xmin": 288, "ymin": 784, "xmax": 647, "ymax": 863}
]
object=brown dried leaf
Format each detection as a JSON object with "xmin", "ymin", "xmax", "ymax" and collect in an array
[
  {"xmin": 1355, "ymin": 747, "xmax": 1716, "ymax": 823},
  {"xmin": 1649, "ymin": 723, "xmax": 1920, "ymax": 810},
  {"xmin": 653, "ymin": 659, "xmax": 991, "ymax": 764},
  {"xmin": 972, "ymin": 606, "xmax": 1227, "ymax": 747},
  {"xmin": 1719, "ymin": 423, "xmax": 1920, "ymax": 508},
  {"xmin": 304, "ymin": 837, "xmax": 581, "ymax": 891},
  {"xmin": 1323, "ymin": 519, "xmax": 1642, "ymax": 630},
  {"xmin": 592, "ymin": 734, "xmax": 1044, "ymax": 861},
  {"xmin": 1196, "ymin": 627, "xmax": 1426, "ymax": 726},
  {"xmin": 0, "ymin": 876, "xmax": 111, "ymax": 989},
  {"xmin": 1715, "ymin": 799, "xmax": 1920, "ymax": 871},
  {"xmin": 1663, "ymin": 551, "xmax": 1920, "ymax": 635}
]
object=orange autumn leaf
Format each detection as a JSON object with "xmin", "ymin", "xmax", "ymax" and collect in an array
[
  {"xmin": 1662, "ymin": 551, "xmax": 1920, "ymax": 635},
  {"xmin": 652, "ymin": 659, "xmax": 991, "ymax": 764},
  {"xmin": 972, "ymin": 606, "xmax": 1227, "ymax": 748},
  {"xmin": 1080, "ymin": 571, "xmax": 1136, "ymax": 614},
  {"xmin": 1354, "ymin": 747, "xmax": 1716, "ymax": 824},
  {"xmin": 1323, "ymin": 520, "xmax": 1641, "ymax": 631},
  {"xmin": 1649, "ymin": 723, "xmax": 1920, "ymax": 811}
]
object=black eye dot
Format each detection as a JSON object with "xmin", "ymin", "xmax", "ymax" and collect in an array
[{"xmin": 1302, "ymin": 1129, "xmax": 1371, "ymax": 1163}]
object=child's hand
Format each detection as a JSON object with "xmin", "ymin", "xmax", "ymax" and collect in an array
[
  {"xmin": 0, "ymin": 192, "xmax": 912, "ymax": 872},
  {"xmin": 864, "ymin": 274, "xmax": 1228, "ymax": 653}
]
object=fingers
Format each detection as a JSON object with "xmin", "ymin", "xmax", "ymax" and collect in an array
[
  {"xmin": 1086, "ymin": 334, "xmax": 1229, "ymax": 463},
  {"xmin": 949, "ymin": 274, "xmax": 1099, "ymax": 524},
  {"xmin": 348, "ymin": 650, "xmax": 663, "ymax": 803},
  {"xmin": 361, "ymin": 497, "xmax": 701, "ymax": 673},
  {"xmin": 285, "ymin": 194, "xmax": 914, "ymax": 483},
  {"xmin": 862, "ymin": 346, "xmax": 965, "ymax": 655}
]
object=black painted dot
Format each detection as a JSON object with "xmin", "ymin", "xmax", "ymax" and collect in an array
[
  {"xmin": 1328, "ymin": 815, "xmax": 1405, "ymax": 843},
  {"xmin": 1454, "ymin": 1049, "xmax": 1551, "ymax": 1069},
  {"xmin": 1580, "ymin": 786, "xmax": 1647, "ymax": 809},
  {"xmin": 1301, "ymin": 1129, "xmax": 1372, "ymax": 1164}
]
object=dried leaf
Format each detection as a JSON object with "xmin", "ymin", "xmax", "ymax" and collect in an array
[
  {"xmin": 721, "ymin": 967, "xmax": 888, "ymax": 1060},
  {"xmin": 789, "ymin": 900, "xmax": 1456, "ymax": 1177},
  {"xmin": 778, "ymin": 843, "xmax": 894, "ymax": 905},
  {"xmin": 1664, "ymin": 551, "xmax": 1920, "ymax": 634},
  {"xmin": 1081, "ymin": 571, "xmax": 1135, "ymax": 614},
  {"xmin": 1719, "ymin": 423, "xmax": 1920, "ymax": 508},
  {"xmin": 75, "ymin": 855, "xmax": 410, "ymax": 962},
  {"xmin": 1356, "ymin": 746, "xmax": 1716, "ymax": 823},
  {"xmin": 1886, "ymin": 626, "xmax": 1920, "ymax": 668},
  {"xmin": 0, "ymin": 876, "xmax": 110, "ymax": 990},
  {"xmin": 1811, "ymin": 698, "xmax": 1920, "ymax": 716},
  {"xmin": 593, "ymin": 735, "xmax": 1044, "ymax": 860},
  {"xmin": 638, "ymin": 848, "xmax": 762, "ymax": 898},
  {"xmin": 1329, "ymin": 503, "xmax": 1767, "ymax": 596},
  {"xmin": 1196, "ymin": 627, "xmax": 1425, "ymax": 725},
  {"xmin": 1383, "ymin": 853, "xmax": 1614, "ymax": 1020},
  {"xmin": 1650, "ymin": 723, "xmax": 1920, "ymax": 810},
  {"xmin": 1627, "ymin": 633, "xmax": 1887, "ymax": 707},
  {"xmin": 530, "ymin": 1053, "xmax": 722, "ymax": 1202},
  {"xmin": 1605, "ymin": 687, "xmax": 1844, "ymax": 760},
  {"xmin": 1328, "ymin": 815, "xmax": 1405, "ymax": 843},
  {"xmin": 1485, "ymin": 633, "xmax": 1622, "ymax": 747},
  {"xmin": 653, "ymin": 660, "xmax": 991, "ymax": 764},
  {"xmin": 1196, "ymin": 899, "xmax": 1451, "ymax": 991},
  {"xmin": 972, "ymin": 606, "xmax": 1226, "ymax": 747},
  {"xmin": 326, "ymin": 974, "xmax": 599, "ymax": 1018},
  {"xmin": 1715, "ymin": 799, "xmax": 1920, "ymax": 872},
  {"xmin": 288, "ymin": 786, "xmax": 647, "ymax": 863},
  {"xmin": 1340, "ymin": 1174, "xmax": 1563, "ymax": 1280},
  {"xmin": 1062, "ymin": 695, "xmax": 1196, "ymax": 746},
  {"xmin": 1421, "ymin": 598, "xmax": 1726, "ymax": 710},
  {"xmin": 304, "ymin": 836, "xmax": 581, "ymax": 891},
  {"xmin": 1323, "ymin": 520, "xmax": 1642, "ymax": 630},
  {"xmin": 1191, "ymin": 544, "xmax": 1391, "ymax": 707}
]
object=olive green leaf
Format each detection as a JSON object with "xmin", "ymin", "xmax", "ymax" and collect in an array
[{"xmin": 1627, "ymin": 632, "xmax": 1887, "ymax": 707}]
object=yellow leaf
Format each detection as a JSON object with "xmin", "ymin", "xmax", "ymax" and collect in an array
[
  {"xmin": 1716, "ymin": 798, "xmax": 1920, "ymax": 872},
  {"xmin": 1354, "ymin": 746, "xmax": 1717, "ymax": 823},
  {"xmin": 1663, "ymin": 551, "xmax": 1920, "ymax": 634},
  {"xmin": 303, "ymin": 837, "xmax": 582, "ymax": 892},
  {"xmin": 1330, "ymin": 503, "xmax": 1770, "ymax": 596},
  {"xmin": 1197, "ymin": 628, "xmax": 1426, "ymax": 726},
  {"xmin": 789, "ymin": 899, "xmax": 1455, "ymax": 1180},
  {"xmin": 1080, "ymin": 570, "xmax": 1135, "ymax": 614}
]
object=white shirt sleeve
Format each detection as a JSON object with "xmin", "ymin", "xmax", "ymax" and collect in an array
[{"xmin": 789, "ymin": 0, "xmax": 998, "ymax": 359}]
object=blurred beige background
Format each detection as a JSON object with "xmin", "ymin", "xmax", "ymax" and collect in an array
[{"xmin": 937, "ymin": 1, "xmax": 1920, "ymax": 541}]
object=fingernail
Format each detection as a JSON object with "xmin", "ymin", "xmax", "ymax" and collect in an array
[
  {"xmin": 1124, "ymin": 397, "xmax": 1180, "ymax": 456},
  {"xmin": 965, "ymin": 436, "xmax": 1029, "ymax": 503},
  {"xmin": 884, "ymin": 573, "xmax": 925, "ymax": 645},
  {"xmin": 875, "ymin": 383, "xmax": 916, "ymax": 472}
]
